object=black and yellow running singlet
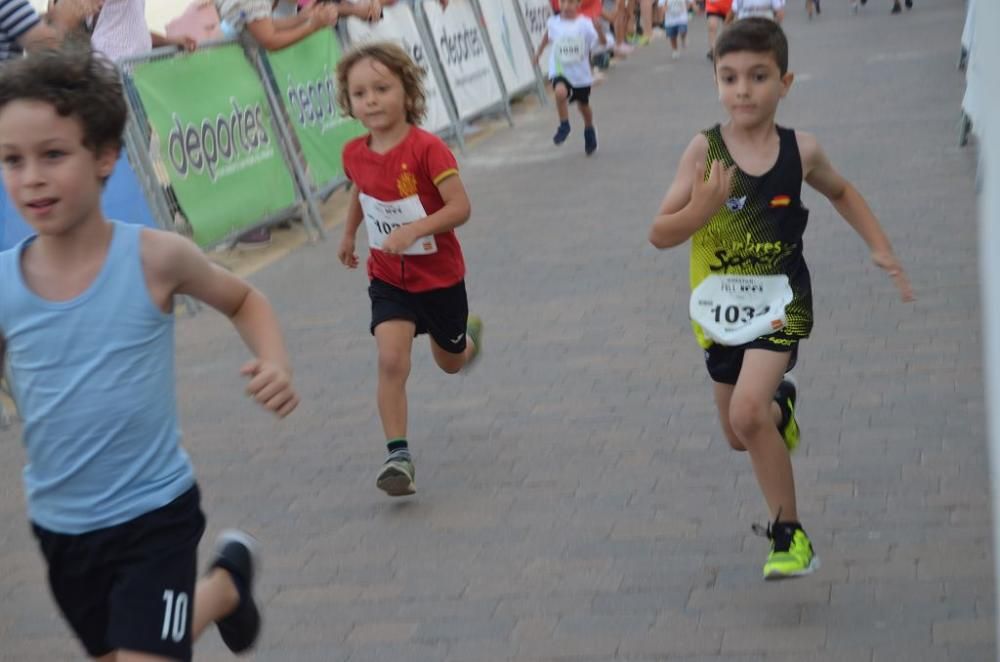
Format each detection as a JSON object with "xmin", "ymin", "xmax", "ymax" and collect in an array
[{"xmin": 690, "ymin": 124, "xmax": 813, "ymax": 349}]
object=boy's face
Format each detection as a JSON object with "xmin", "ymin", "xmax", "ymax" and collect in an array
[
  {"xmin": 561, "ymin": 0, "xmax": 580, "ymax": 17},
  {"xmin": 714, "ymin": 50, "xmax": 793, "ymax": 129},
  {"xmin": 0, "ymin": 100, "xmax": 116, "ymax": 237},
  {"xmin": 347, "ymin": 57, "xmax": 408, "ymax": 133}
]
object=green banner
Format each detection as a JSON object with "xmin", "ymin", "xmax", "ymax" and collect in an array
[
  {"xmin": 265, "ymin": 29, "xmax": 365, "ymax": 188},
  {"xmin": 132, "ymin": 46, "xmax": 298, "ymax": 247}
]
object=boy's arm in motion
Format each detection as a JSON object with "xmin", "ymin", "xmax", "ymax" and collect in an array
[
  {"xmin": 649, "ymin": 133, "xmax": 734, "ymax": 249},
  {"xmin": 337, "ymin": 185, "xmax": 364, "ymax": 269},
  {"xmin": 380, "ymin": 173, "xmax": 472, "ymax": 255},
  {"xmin": 533, "ymin": 32, "xmax": 550, "ymax": 66},
  {"xmin": 798, "ymin": 131, "xmax": 914, "ymax": 302},
  {"xmin": 143, "ymin": 230, "xmax": 300, "ymax": 417}
]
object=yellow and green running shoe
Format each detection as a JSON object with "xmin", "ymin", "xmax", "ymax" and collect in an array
[
  {"xmin": 465, "ymin": 315, "xmax": 484, "ymax": 369},
  {"xmin": 774, "ymin": 375, "xmax": 800, "ymax": 453},
  {"xmin": 755, "ymin": 518, "xmax": 820, "ymax": 580}
]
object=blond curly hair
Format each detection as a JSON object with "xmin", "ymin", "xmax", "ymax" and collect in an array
[{"xmin": 336, "ymin": 42, "xmax": 427, "ymax": 126}]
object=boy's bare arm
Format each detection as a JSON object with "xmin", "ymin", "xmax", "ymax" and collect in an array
[
  {"xmin": 143, "ymin": 230, "xmax": 299, "ymax": 417},
  {"xmin": 533, "ymin": 33, "xmax": 549, "ymax": 65},
  {"xmin": 381, "ymin": 174, "xmax": 471, "ymax": 254},
  {"xmin": 337, "ymin": 186, "xmax": 364, "ymax": 268},
  {"xmin": 649, "ymin": 134, "xmax": 733, "ymax": 249},
  {"xmin": 799, "ymin": 131, "xmax": 914, "ymax": 301}
]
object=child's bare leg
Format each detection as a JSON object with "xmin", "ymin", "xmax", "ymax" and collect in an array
[
  {"xmin": 728, "ymin": 349, "xmax": 797, "ymax": 522},
  {"xmin": 639, "ymin": 0, "xmax": 653, "ymax": 37},
  {"xmin": 430, "ymin": 334, "xmax": 476, "ymax": 374},
  {"xmin": 578, "ymin": 101, "xmax": 594, "ymax": 127},
  {"xmin": 669, "ymin": 34, "xmax": 678, "ymax": 51},
  {"xmin": 614, "ymin": 0, "xmax": 628, "ymax": 44},
  {"xmin": 191, "ymin": 568, "xmax": 240, "ymax": 641},
  {"xmin": 554, "ymin": 83, "xmax": 570, "ymax": 122},
  {"xmin": 375, "ymin": 320, "xmax": 416, "ymax": 440},
  {"xmin": 707, "ymin": 14, "xmax": 719, "ymax": 51},
  {"xmin": 715, "ymin": 380, "xmax": 784, "ymax": 452}
]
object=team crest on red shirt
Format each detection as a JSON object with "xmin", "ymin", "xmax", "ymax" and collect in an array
[{"xmin": 397, "ymin": 164, "xmax": 418, "ymax": 197}]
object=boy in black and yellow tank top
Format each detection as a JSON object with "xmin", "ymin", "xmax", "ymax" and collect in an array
[{"xmin": 648, "ymin": 18, "xmax": 913, "ymax": 580}]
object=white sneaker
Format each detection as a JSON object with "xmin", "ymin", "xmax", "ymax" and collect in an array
[{"xmin": 671, "ymin": 50, "xmax": 680, "ymax": 59}]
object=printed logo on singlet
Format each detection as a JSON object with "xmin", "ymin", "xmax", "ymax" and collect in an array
[
  {"xmin": 709, "ymin": 233, "xmax": 794, "ymax": 273},
  {"xmin": 770, "ymin": 195, "xmax": 791, "ymax": 208},
  {"xmin": 726, "ymin": 195, "xmax": 747, "ymax": 211}
]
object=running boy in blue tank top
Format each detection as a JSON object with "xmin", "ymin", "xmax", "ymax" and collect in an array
[
  {"xmin": 0, "ymin": 41, "xmax": 299, "ymax": 659},
  {"xmin": 648, "ymin": 19, "xmax": 913, "ymax": 580}
]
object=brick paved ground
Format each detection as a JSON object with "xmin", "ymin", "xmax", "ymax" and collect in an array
[{"xmin": 0, "ymin": 1, "xmax": 991, "ymax": 659}]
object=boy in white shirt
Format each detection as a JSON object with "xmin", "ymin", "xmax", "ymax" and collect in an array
[
  {"xmin": 533, "ymin": 0, "xmax": 606, "ymax": 156},
  {"xmin": 729, "ymin": 0, "xmax": 784, "ymax": 22},
  {"xmin": 661, "ymin": 0, "xmax": 691, "ymax": 58}
]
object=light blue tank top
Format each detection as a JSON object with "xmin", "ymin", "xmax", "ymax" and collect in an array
[{"xmin": 0, "ymin": 221, "xmax": 194, "ymax": 534}]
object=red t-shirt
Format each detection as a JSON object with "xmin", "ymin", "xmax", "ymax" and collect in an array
[
  {"xmin": 580, "ymin": 0, "xmax": 602, "ymax": 19},
  {"xmin": 342, "ymin": 126, "xmax": 466, "ymax": 293}
]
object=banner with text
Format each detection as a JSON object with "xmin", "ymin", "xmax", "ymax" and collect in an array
[
  {"xmin": 265, "ymin": 29, "xmax": 366, "ymax": 188},
  {"xmin": 422, "ymin": 0, "xmax": 504, "ymax": 120},
  {"xmin": 132, "ymin": 46, "xmax": 298, "ymax": 247},
  {"xmin": 516, "ymin": 0, "xmax": 552, "ymax": 54},
  {"xmin": 346, "ymin": 6, "xmax": 453, "ymax": 134},
  {"xmin": 479, "ymin": 0, "xmax": 537, "ymax": 95}
]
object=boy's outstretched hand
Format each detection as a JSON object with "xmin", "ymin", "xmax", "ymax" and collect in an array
[
  {"xmin": 337, "ymin": 235, "xmax": 359, "ymax": 268},
  {"xmin": 691, "ymin": 159, "xmax": 735, "ymax": 217},
  {"xmin": 871, "ymin": 250, "xmax": 914, "ymax": 302},
  {"xmin": 241, "ymin": 360, "xmax": 299, "ymax": 418}
]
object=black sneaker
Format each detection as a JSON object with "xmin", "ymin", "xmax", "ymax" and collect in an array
[
  {"xmin": 904, "ymin": 0, "xmax": 911, "ymax": 7},
  {"xmin": 773, "ymin": 375, "xmax": 800, "ymax": 453},
  {"xmin": 553, "ymin": 121, "xmax": 571, "ymax": 145},
  {"xmin": 584, "ymin": 127, "xmax": 598, "ymax": 156},
  {"xmin": 890, "ymin": 1, "xmax": 901, "ymax": 13},
  {"xmin": 211, "ymin": 530, "xmax": 261, "ymax": 654}
]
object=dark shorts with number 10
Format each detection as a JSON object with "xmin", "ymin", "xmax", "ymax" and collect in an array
[
  {"xmin": 32, "ymin": 485, "xmax": 205, "ymax": 660},
  {"xmin": 704, "ymin": 333, "xmax": 799, "ymax": 385}
]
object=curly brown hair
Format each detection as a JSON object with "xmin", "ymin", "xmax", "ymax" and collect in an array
[
  {"xmin": 0, "ymin": 36, "xmax": 127, "ymax": 154},
  {"xmin": 336, "ymin": 41, "xmax": 427, "ymax": 126}
]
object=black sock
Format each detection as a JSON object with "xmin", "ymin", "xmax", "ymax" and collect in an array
[{"xmin": 387, "ymin": 439, "xmax": 408, "ymax": 454}]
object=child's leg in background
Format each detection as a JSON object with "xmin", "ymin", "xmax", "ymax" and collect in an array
[{"xmin": 375, "ymin": 320, "xmax": 417, "ymax": 441}]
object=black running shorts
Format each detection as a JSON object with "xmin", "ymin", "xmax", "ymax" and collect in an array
[
  {"xmin": 551, "ymin": 76, "xmax": 592, "ymax": 105},
  {"xmin": 369, "ymin": 278, "xmax": 470, "ymax": 354},
  {"xmin": 704, "ymin": 335, "xmax": 799, "ymax": 385},
  {"xmin": 32, "ymin": 486, "xmax": 206, "ymax": 660}
]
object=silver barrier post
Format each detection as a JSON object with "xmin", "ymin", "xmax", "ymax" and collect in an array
[
  {"xmin": 250, "ymin": 45, "xmax": 327, "ymax": 242},
  {"xmin": 413, "ymin": 0, "xmax": 470, "ymax": 155},
  {"xmin": 511, "ymin": 0, "xmax": 549, "ymax": 105},
  {"xmin": 467, "ymin": 0, "xmax": 515, "ymax": 126}
]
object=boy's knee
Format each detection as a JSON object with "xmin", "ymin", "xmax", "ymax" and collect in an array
[
  {"xmin": 724, "ymin": 429, "xmax": 747, "ymax": 451},
  {"xmin": 378, "ymin": 350, "xmax": 410, "ymax": 380},
  {"xmin": 554, "ymin": 84, "xmax": 570, "ymax": 100},
  {"xmin": 728, "ymin": 399, "xmax": 771, "ymax": 444},
  {"xmin": 439, "ymin": 361, "xmax": 462, "ymax": 375}
]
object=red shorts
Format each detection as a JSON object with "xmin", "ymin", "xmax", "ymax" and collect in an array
[{"xmin": 705, "ymin": 0, "xmax": 732, "ymax": 14}]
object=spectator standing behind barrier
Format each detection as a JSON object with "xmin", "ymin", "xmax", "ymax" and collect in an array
[
  {"xmin": 212, "ymin": 0, "xmax": 340, "ymax": 247},
  {"xmin": 0, "ymin": 0, "xmax": 99, "ymax": 60},
  {"xmin": 48, "ymin": 0, "xmax": 198, "ymax": 58}
]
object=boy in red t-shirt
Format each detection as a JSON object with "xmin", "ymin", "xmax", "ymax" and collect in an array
[{"xmin": 336, "ymin": 42, "xmax": 483, "ymax": 498}]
